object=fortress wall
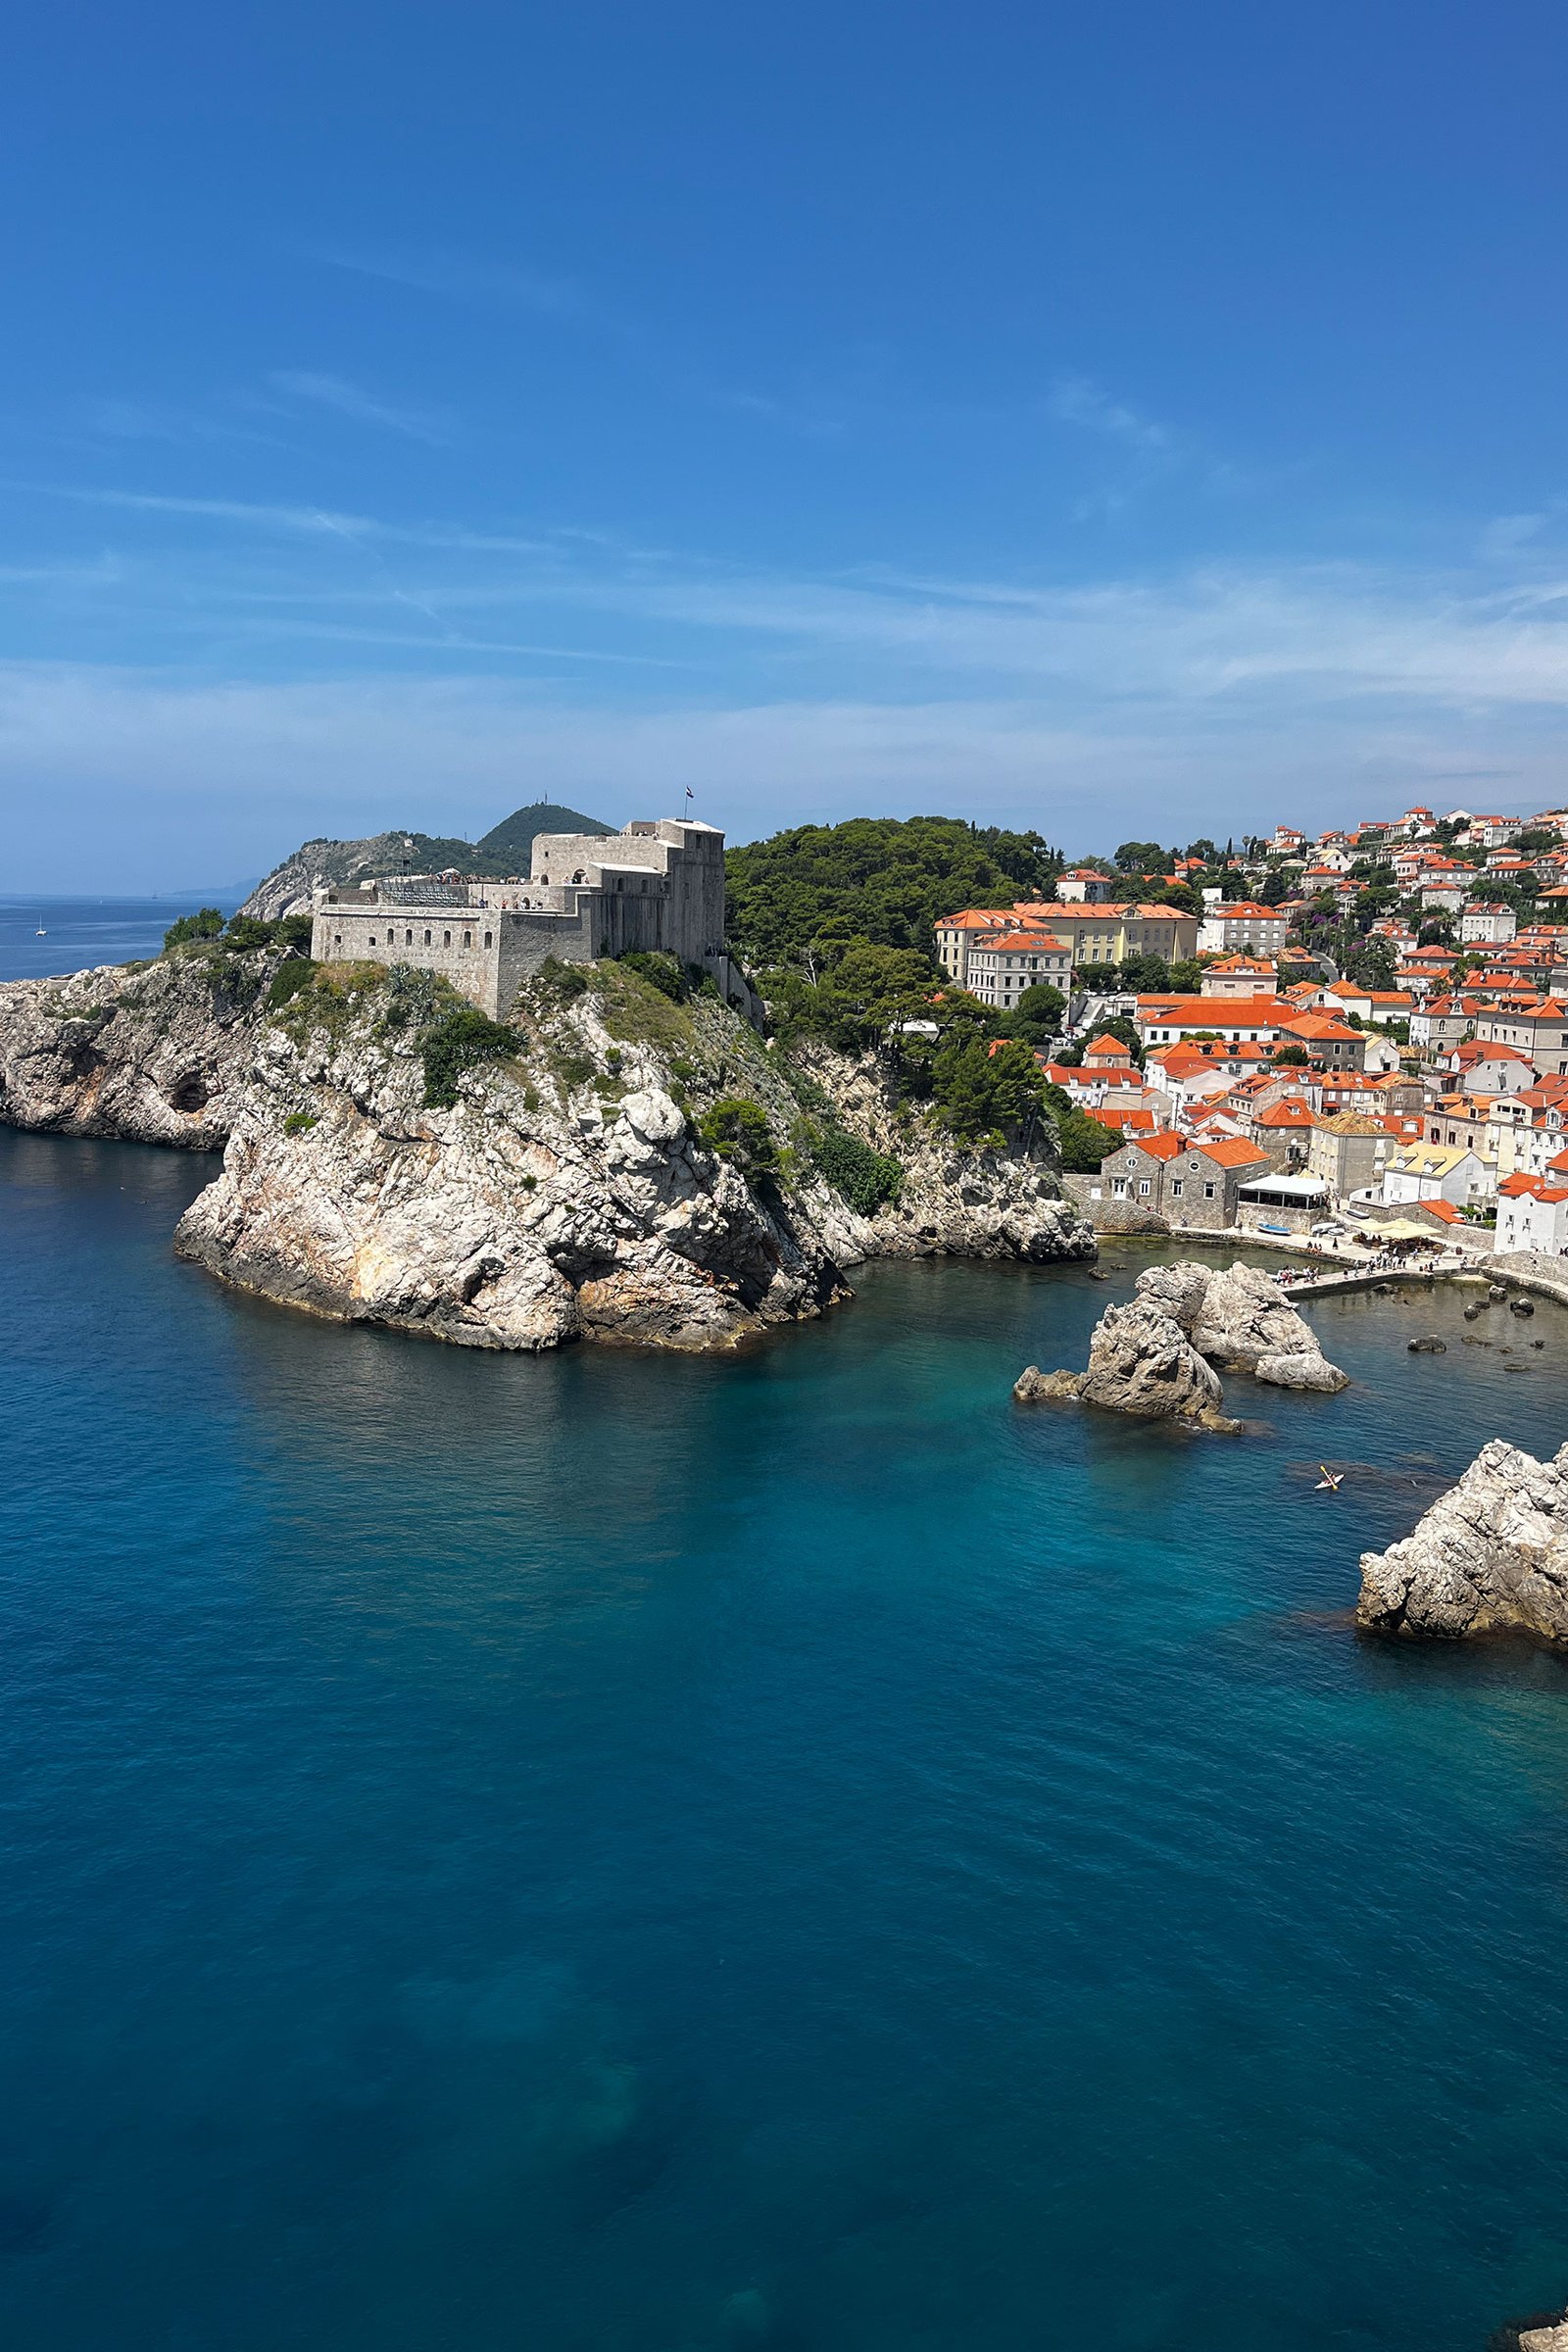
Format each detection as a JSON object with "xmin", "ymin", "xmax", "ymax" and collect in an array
[
  {"xmin": 313, "ymin": 906, "xmax": 510, "ymax": 1015},
  {"xmin": 311, "ymin": 818, "xmax": 731, "ymax": 1022},
  {"xmin": 494, "ymin": 904, "xmax": 597, "ymax": 1011}
]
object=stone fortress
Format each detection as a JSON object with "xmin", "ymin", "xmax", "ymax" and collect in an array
[{"xmin": 311, "ymin": 816, "xmax": 758, "ymax": 1020}]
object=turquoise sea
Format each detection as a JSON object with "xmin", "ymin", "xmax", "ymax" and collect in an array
[{"xmin": 2, "ymin": 1126, "xmax": 1567, "ymax": 2351}]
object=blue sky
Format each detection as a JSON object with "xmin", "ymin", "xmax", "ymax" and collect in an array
[{"xmin": 5, "ymin": 0, "xmax": 1568, "ymax": 887}]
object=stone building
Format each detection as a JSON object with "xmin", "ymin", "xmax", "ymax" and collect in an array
[
  {"xmin": 1306, "ymin": 1111, "xmax": 1392, "ymax": 1199},
  {"xmin": 311, "ymin": 817, "xmax": 750, "ymax": 1019},
  {"xmin": 1159, "ymin": 1137, "xmax": 1272, "ymax": 1228}
]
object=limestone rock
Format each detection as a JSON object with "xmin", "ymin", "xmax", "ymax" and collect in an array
[
  {"xmin": 1357, "ymin": 1438, "xmax": 1568, "ymax": 1645},
  {"xmin": 1252, "ymin": 1349, "xmax": 1349, "ymax": 1391},
  {"xmin": 1022, "ymin": 1297, "xmax": 1230, "ymax": 1427},
  {"xmin": 0, "ymin": 948, "xmax": 271, "ymax": 1150},
  {"xmin": 1130, "ymin": 1260, "xmax": 1212, "ymax": 1331},
  {"xmin": 1012, "ymin": 1366, "xmax": 1083, "ymax": 1403},
  {"xmin": 1519, "ymin": 2319, "xmax": 1568, "ymax": 2352},
  {"xmin": 1135, "ymin": 1258, "xmax": 1349, "ymax": 1392}
]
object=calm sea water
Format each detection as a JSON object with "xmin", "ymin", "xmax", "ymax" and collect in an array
[
  {"xmin": 2, "ymin": 1129, "xmax": 1567, "ymax": 2351},
  {"xmin": 0, "ymin": 897, "xmax": 245, "ymax": 985}
]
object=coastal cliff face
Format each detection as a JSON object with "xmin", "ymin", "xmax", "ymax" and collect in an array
[
  {"xmin": 1358, "ymin": 1438, "xmax": 1568, "ymax": 1646},
  {"xmin": 0, "ymin": 949, "xmax": 1093, "ymax": 1350},
  {"xmin": 172, "ymin": 967, "xmax": 840, "ymax": 1350},
  {"xmin": 167, "ymin": 960, "xmax": 1093, "ymax": 1350},
  {"xmin": 0, "ymin": 950, "xmax": 272, "ymax": 1151}
]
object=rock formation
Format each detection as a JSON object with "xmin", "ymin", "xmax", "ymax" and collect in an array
[
  {"xmin": 0, "ymin": 949, "xmax": 271, "ymax": 1150},
  {"xmin": 2, "ymin": 946, "xmax": 1094, "ymax": 1351},
  {"xmin": 1357, "ymin": 1438, "xmax": 1568, "ymax": 1645},
  {"xmin": 1015, "ymin": 1298, "xmax": 1234, "ymax": 1426},
  {"xmin": 1015, "ymin": 1255, "xmax": 1347, "ymax": 1426},
  {"xmin": 1165, "ymin": 1260, "xmax": 1349, "ymax": 1392}
]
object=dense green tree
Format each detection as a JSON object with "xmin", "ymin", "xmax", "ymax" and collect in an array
[
  {"xmin": 1114, "ymin": 839, "xmax": 1165, "ymax": 874},
  {"xmin": 1346, "ymin": 936, "xmax": 1396, "ymax": 990},
  {"xmin": 930, "ymin": 1037, "xmax": 1051, "ymax": 1148},
  {"xmin": 1115, "ymin": 953, "xmax": 1170, "ymax": 993},
  {"xmin": 1006, "ymin": 982, "xmax": 1065, "ymax": 1043},
  {"xmin": 163, "ymin": 907, "xmax": 224, "ymax": 949},
  {"xmin": 763, "ymin": 941, "xmax": 940, "ymax": 1053},
  {"xmin": 724, "ymin": 816, "xmax": 1060, "ymax": 970},
  {"xmin": 696, "ymin": 1098, "xmax": 780, "ymax": 1183},
  {"xmin": 419, "ymin": 1004, "xmax": 519, "ymax": 1106}
]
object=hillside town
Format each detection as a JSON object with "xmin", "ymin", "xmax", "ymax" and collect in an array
[{"xmin": 937, "ymin": 801, "xmax": 1568, "ymax": 1261}]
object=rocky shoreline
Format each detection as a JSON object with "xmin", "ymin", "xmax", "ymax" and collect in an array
[{"xmin": 0, "ymin": 946, "xmax": 1094, "ymax": 1352}]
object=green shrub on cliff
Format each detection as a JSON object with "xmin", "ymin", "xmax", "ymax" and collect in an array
[
  {"xmin": 266, "ymin": 958, "xmax": 317, "ymax": 1010},
  {"xmin": 697, "ymin": 1098, "xmax": 780, "ymax": 1184},
  {"xmin": 420, "ymin": 1004, "xmax": 519, "ymax": 1107},
  {"xmin": 615, "ymin": 948, "xmax": 688, "ymax": 1002},
  {"xmin": 808, "ymin": 1125, "xmax": 904, "ymax": 1215}
]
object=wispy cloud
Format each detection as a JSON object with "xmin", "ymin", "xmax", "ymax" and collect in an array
[
  {"xmin": 20, "ymin": 482, "xmax": 375, "ymax": 539},
  {"xmin": 315, "ymin": 243, "xmax": 587, "ymax": 318},
  {"xmin": 1049, "ymin": 375, "xmax": 1174, "ymax": 456},
  {"xmin": 267, "ymin": 370, "xmax": 451, "ymax": 444}
]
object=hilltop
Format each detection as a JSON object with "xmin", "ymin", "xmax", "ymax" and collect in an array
[{"xmin": 238, "ymin": 801, "xmax": 614, "ymax": 919}]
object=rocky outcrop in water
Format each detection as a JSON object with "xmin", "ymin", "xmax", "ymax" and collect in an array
[
  {"xmin": 1015, "ymin": 1254, "xmax": 1348, "ymax": 1427},
  {"xmin": 0, "ymin": 949, "xmax": 274, "ymax": 1150},
  {"xmin": 1138, "ymin": 1259, "xmax": 1348, "ymax": 1392},
  {"xmin": 1357, "ymin": 1438, "xmax": 1568, "ymax": 1645},
  {"xmin": 1015, "ymin": 1298, "xmax": 1234, "ymax": 1427}
]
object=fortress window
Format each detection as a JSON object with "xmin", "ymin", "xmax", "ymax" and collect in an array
[
  {"xmin": 463, "ymin": 930, "xmax": 471, "ymax": 948},
  {"xmin": 333, "ymin": 933, "xmax": 342, "ymax": 948},
  {"xmin": 406, "ymin": 929, "xmax": 413, "ymax": 945},
  {"xmin": 443, "ymin": 930, "xmax": 452, "ymax": 947},
  {"xmin": 424, "ymin": 930, "xmax": 431, "ymax": 946},
  {"xmin": 483, "ymin": 930, "xmax": 492, "ymax": 948}
]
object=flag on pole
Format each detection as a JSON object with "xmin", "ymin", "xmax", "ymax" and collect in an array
[{"xmin": 685, "ymin": 786, "xmax": 694, "ymax": 807}]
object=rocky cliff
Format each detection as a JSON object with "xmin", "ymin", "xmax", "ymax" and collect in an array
[
  {"xmin": 1, "ymin": 949, "xmax": 1093, "ymax": 1350},
  {"xmin": 0, "ymin": 948, "xmax": 275, "ymax": 1150},
  {"xmin": 1357, "ymin": 1438, "xmax": 1568, "ymax": 1645}
]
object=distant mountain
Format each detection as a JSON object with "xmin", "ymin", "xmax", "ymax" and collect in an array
[
  {"xmin": 238, "ymin": 802, "xmax": 615, "ymax": 920},
  {"xmin": 475, "ymin": 802, "xmax": 615, "ymax": 863}
]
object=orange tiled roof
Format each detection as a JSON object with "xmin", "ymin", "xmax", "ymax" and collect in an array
[{"xmin": 1191, "ymin": 1136, "xmax": 1272, "ymax": 1168}]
